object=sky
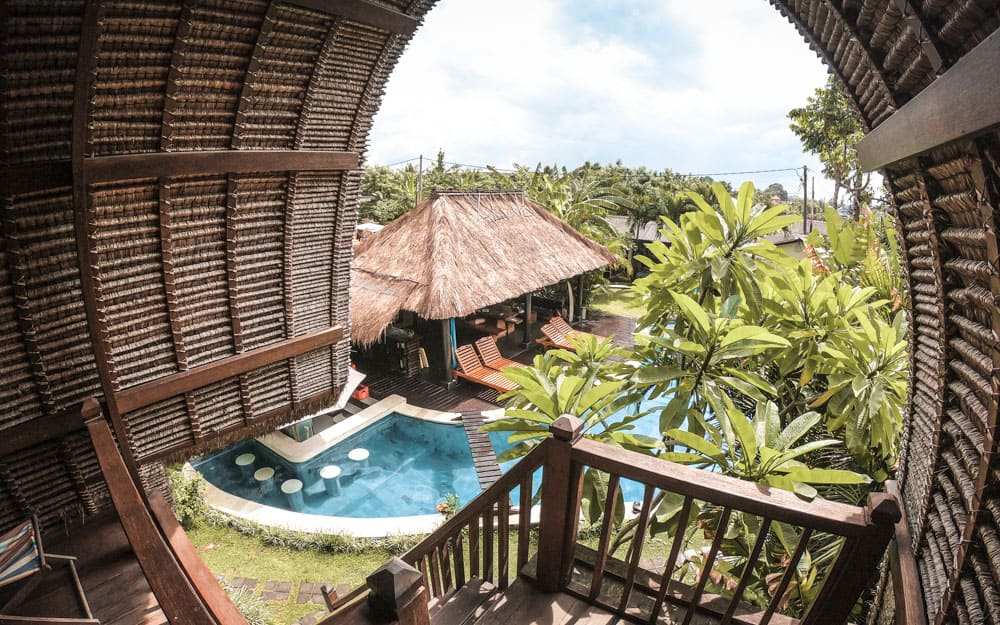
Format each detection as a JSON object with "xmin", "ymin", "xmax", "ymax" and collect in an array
[{"xmin": 367, "ymin": 0, "xmax": 839, "ymax": 200}]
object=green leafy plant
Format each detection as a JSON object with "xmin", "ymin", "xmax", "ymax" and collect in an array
[
  {"xmin": 662, "ymin": 400, "xmax": 870, "ymax": 500},
  {"xmin": 168, "ymin": 468, "xmax": 207, "ymax": 530},
  {"xmin": 225, "ymin": 584, "xmax": 273, "ymax": 625}
]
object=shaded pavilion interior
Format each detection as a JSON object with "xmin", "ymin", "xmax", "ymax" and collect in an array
[{"xmin": 0, "ymin": 1, "xmax": 999, "ymax": 625}]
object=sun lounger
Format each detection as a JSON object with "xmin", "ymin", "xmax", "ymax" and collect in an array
[
  {"xmin": 474, "ymin": 336, "xmax": 527, "ymax": 371},
  {"xmin": 536, "ymin": 323, "xmax": 576, "ymax": 351},
  {"xmin": 453, "ymin": 345, "xmax": 519, "ymax": 392},
  {"xmin": 549, "ymin": 315, "xmax": 607, "ymax": 342}
]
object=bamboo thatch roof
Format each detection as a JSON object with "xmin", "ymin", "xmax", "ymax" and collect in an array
[{"xmin": 351, "ymin": 190, "xmax": 616, "ymax": 344}]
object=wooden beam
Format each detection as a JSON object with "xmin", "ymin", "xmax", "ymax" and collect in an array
[
  {"xmin": 84, "ymin": 150, "xmax": 359, "ymax": 184},
  {"xmin": 0, "ymin": 161, "xmax": 73, "ymax": 196},
  {"xmin": 859, "ymin": 30, "xmax": 1000, "ymax": 171},
  {"xmin": 285, "ymin": 0, "xmax": 419, "ymax": 35},
  {"xmin": 85, "ymin": 410, "xmax": 224, "ymax": 625},
  {"xmin": 0, "ymin": 405, "xmax": 87, "ymax": 457},
  {"xmin": 115, "ymin": 325, "xmax": 343, "ymax": 413},
  {"xmin": 140, "ymin": 386, "xmax": 341, "ymax": 463}
]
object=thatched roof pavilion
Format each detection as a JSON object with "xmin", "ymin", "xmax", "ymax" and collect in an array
[{"xmin": 350, "ymin": 190, "xmax": 616, "ymax": 344}]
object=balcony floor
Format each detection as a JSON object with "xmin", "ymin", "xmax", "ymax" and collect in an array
[{"xmin": 1, "ymin": 513, "xmax": 165, "ymax": 625}]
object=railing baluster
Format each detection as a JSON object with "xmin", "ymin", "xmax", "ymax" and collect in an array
[
  {"xmin": 619, "ymin": 484, "xmax": 656, "ymax": 614},
  {"xmin": 589, "ymin": 473, "xmax": 622, "ymax": 601},
  {"xmin": 428, "ymin": 550, "xmax": 443, "ymax": 598},
  {"xmin": 483, "ymin": 508, "xmax": 495, "ymax": 583},
  {"xmin": 649, "ymin": 496, "xmax": 694, "ymax": 624},
  {"xmin": 517, "ymin": 472, "xmax": 533, "ymax": 571},
  {"xmin": 719, "ymin": 517, "xmax": 772, "ymax": 625},
  {"xmin": 760, "ymin": 526, "xmax": 814, "ymax": 625},
  {"xmin": 498, "ymin": 495, "xmax": 511, "ymax": 589},
  {"xmin": 438, "ymin": 542, "xmax": 452, "ymax": 593},
  {"xmin": 680, "ymin": 507, "xmax": 733, "ymax": 625},
  {"xmin": 469, "ymin": 518, "xmax": 480, "ymax": 579},
  {"xmin": 799, "ymin": 494, "xmax": 899, "ymax": 625},
  {"xmin": 452, "ymin": 533, "xmax": 466, "ymax": 589}
]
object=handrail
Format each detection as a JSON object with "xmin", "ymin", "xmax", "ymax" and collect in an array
[
  {"xmin": 327, "ymin": 417, "xmax": 899, "ymax": 625},
  {"xmin": 572, "ymin": 437, "xmax": 872, "ymax": 536},
  {"xmin": 400, "ymin": 439, "xmax": 548, "ymax": 563}
]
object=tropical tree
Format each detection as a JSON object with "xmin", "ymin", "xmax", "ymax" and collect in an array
[{"xmin": 788, "ymin": 76, "xmax": 868, "ymax": 217}]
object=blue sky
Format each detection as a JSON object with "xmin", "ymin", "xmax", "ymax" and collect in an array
[{"xmin": 367, "ymin": 0, "xmax": 839, "ymax": 200}]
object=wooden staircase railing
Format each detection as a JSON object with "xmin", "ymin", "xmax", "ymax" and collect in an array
[{"xmin": 319, "ymin": 415, "xmax": 903, "ymax": 625}]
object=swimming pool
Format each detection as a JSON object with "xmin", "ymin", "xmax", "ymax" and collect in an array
[{"xmin": 192, "ymin": 395, "xmax": 668, "ymax": 519}]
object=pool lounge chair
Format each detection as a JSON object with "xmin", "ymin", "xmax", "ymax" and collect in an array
[
  {"xmin": 474, "ymin": 336, "xmax": 527, "ymax": 371},
  {"xmin": 536, "ymin": 323, "xmax": 576, "ymax": 351},
  {"xmin": 454, "ymin": 345, "xmax": 519, "ymax": 393},
  {"xmin": 549, "ymin": 315, "xmax": 608, "ymax": 342},
  {"xmin": 0, "ymin": 516, "xmax": 97, "ymax": 624}
]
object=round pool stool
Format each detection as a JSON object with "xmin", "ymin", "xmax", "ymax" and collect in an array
[
  {"xmin": 281, "ymin": 478, "xmax": 304, "ymax": 511},
  {"xmin": 235, "ymin": 452, "xmax": 255, "ymax": 479},
  {"xmin": 348, "ymin": 447, "xmax": 369, "ymax": 469},
  {"xmin": 320, "ymin": 465, "xmax": 342, "ymax": 496},
  {"xmin": 253, "ymin": 466, "xmax": 275, "ymax": 495}
]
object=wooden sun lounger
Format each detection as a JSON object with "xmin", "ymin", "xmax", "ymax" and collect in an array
[
  {"xmin": 83, "ymin": 399, "xmax": 250, "ymax": 625},
  {"xmin": 453, "ymin": 344, "xmax": 519, "ymax": 392},
  {"xmin": 549, "ymin": 316, "xmax": 608, "ymax": 342},
  {"xmin": 474, "ymin": 336, "xmax": 526, "ymax": 371},
  {"xmin": 536, "ymin": 323, "xmax": 576, "ymax": 351}
]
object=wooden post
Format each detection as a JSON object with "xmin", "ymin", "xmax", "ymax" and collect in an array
[
  {"xmin": 536, "ymin": 415, "xmax": 585, "ymax": 593},
  {"xmin": 366, "ymin": 557, "xmax": 430, "ymax": 625},
  {"xmin": 800, "ymin": 493, "xmax": 900, "ymax": 625},
  {"xmin": 522, "ymin": 293, "xmax": 533, "ymax": 347},
  {"xmin": 441, "ymin": 318, "xmax": 453, "ymax": 386}
]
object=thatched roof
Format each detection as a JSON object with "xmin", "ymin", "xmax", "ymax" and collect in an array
[{"xmin": 351, "ymin": 190, "xmax": 616, "ymax": 344}]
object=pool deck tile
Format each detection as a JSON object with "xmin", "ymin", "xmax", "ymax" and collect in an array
[
  {"xmin": 228, "ymin": 577, "xmax": 258, "ymax": 591},
  {"xmin": 260, "ymin": 580, "xmax": 292, "ymax": 601},
  {"xmin": 296, "ymin": 582, "xmax": 339, "ymax": 605}
]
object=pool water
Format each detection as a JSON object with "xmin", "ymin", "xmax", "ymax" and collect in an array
[{"xmin": 193, "ymin": 396, "xmax": 669, "ymax": 518}]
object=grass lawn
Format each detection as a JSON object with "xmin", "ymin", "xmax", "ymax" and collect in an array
[
  {"xmin": 187, "ymin": 514, "xmax": 704, "ymax": 625},
  {"xmin": 188, "ymin": 521, "xmax": 419, "ymax": 624},
  {"xmin": 588, "ymin": 284, "xmax": 646, "ymax": 319}
]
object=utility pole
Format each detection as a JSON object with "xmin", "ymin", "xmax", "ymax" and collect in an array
[
  {"xmin": 802, "ymin": 165, "xmax": 808, "ymax": 235},
  {"xmin": 416, "ymin": 154, "xmax": 423, "ymax": 207},
  {"xmin": 811, "ymin": 176, "xmax": 816, "ymax": 233}
]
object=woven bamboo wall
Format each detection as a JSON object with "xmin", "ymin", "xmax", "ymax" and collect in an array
[
  {"xmin": 769, "ymin": 2, "xmax": 1000, "ymax": 624},
  {"xmin": 0, "ymin": 0, "xmax": 434, "ymax": 531}
]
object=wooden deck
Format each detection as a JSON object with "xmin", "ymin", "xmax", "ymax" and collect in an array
[
  {"xmin": 460, "ymin": 411, "xmax": 502, "ymax": 489},
  {"xmin": 365, "ymin": 372, "xmax": 502, "ymax": 412},
  {"xmin": 464, "ymin": 577, "xmax": 619, "ymax": 625},
  {"xmin": 2, "ymin": 514, "xmax": 165, "ymax": 625}
]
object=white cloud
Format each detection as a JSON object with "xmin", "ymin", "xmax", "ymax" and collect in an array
[{"xmin": 369, "ymin": 0, "xmax": 842, "ymax": 198}]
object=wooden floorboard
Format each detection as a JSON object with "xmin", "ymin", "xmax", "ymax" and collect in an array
[
  {"xmin": 473, "ymin": 578, "xmax": 620, "ymax": 625},
  {"xmin": 4, "ymin": 513, "xmax": 166, "ymax": 625},
  {"xmin": 365, "ymin": 372, "xmax": 501, "ymax": 413},
  {"xmin": 461, "ymin": 411, "xmax": 503, "ymax": 489}
]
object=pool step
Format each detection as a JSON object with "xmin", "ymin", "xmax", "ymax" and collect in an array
[{"xmin": 461, "ymin": 412, "xmax": 502, "ymax": 490}]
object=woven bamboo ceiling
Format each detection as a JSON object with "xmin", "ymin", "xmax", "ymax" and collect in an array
[{"xmin": 2, "ymin": 2, "xmax": 999, "ymax": 624}]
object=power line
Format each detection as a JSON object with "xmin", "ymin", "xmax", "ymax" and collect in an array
[{"xmin": 680, "ymin": 167, "xmax": 804, "ymax": 177}]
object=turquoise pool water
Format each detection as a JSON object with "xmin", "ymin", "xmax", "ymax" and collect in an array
[{"xmin": 193, "ymin": 396, "xmax": 667, "ymax": 518}]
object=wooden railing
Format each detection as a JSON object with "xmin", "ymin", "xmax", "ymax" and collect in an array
[{"xmin": 322, "ymin": 416, "xmax": 902, "ymax": 625}]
